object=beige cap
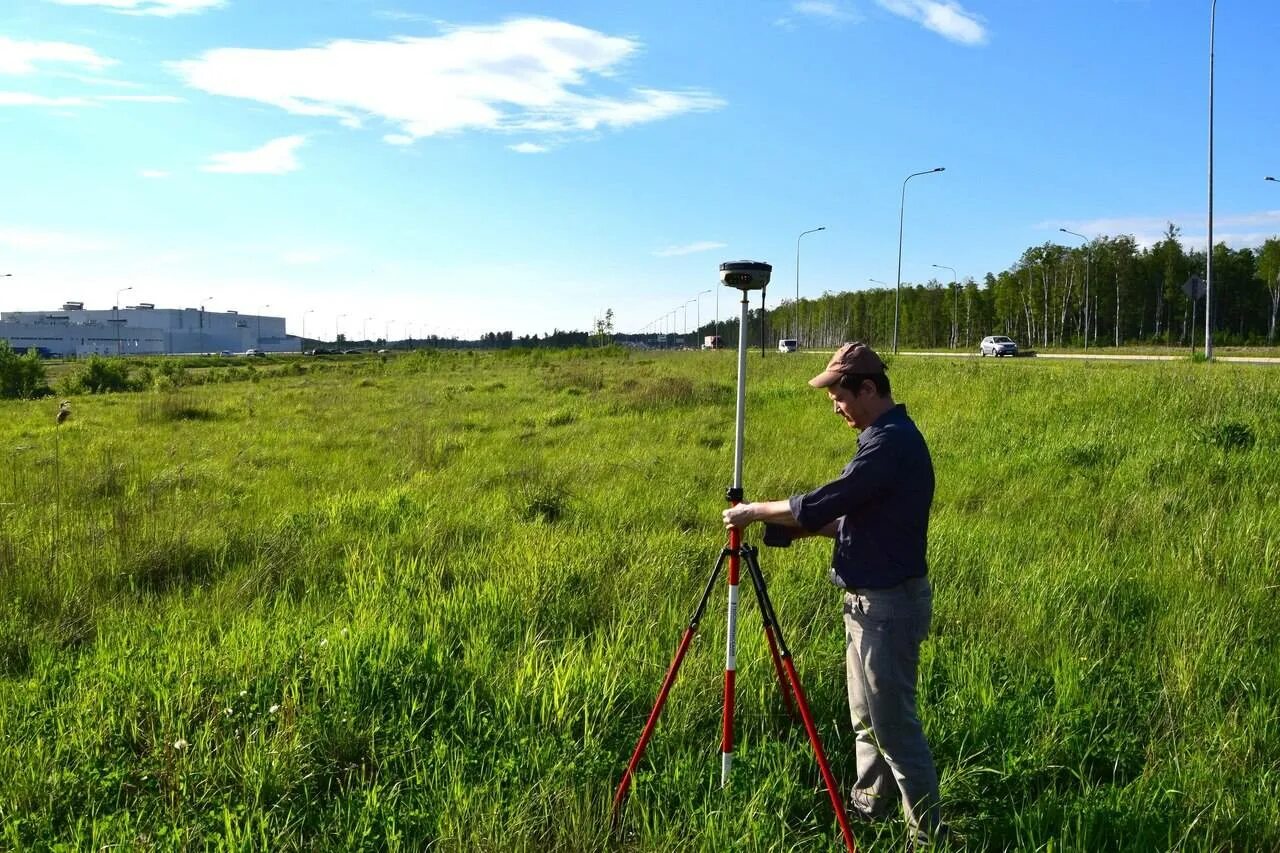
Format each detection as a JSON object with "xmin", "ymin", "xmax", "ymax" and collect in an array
[{"xmin": 807, "ymin": 341, "xmax": 887, "ymax": 388}]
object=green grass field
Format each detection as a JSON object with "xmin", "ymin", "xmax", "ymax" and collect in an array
[{"xmin": 1, "ymin": 349, "xmax": 1277, "ymax": 851}]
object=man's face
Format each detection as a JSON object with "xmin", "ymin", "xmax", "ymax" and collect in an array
[{"xmin": 827, "ymin": 381, "xmax": 873, "ymax": 430}]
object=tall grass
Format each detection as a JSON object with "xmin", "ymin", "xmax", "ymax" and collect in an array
[{"xmin": 0, "ymin": 352, "xmax": 1276, "ymax": 850}]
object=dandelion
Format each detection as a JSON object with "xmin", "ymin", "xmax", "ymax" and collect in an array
[
  {"xmin": 269, "ymin": 704, "xmax": 280, "ymax": 714},
  {"xmin": 173, "ymin": 738, "xmax": 189, "ymax": 750}
]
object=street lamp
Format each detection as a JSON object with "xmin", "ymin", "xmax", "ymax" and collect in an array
[
  {"xmin": 683, "ymin": 299, "xmax": 696, "ymax": 346},
  {"xmin": 795, "ymin": 226, "xmax": 826, "ymax": 349},
  {"xmin": 363, "ymin": 316, "xmax": 375, "ymax": 342},
  {"xmin": 894, "ymin": 167, "xmax": 945, "ymax": 354},
  {"xmin": 1205, "ymin": 0, "xmax": 1218, "ymax": 360},
  {"xmin": 1059, "ymin": 228, "xmax": 1092, "ymax": 349},
  {"xmin": 696, "ymin": 289, "xmax": 711, "ymax": 349},
  {"xmin": 931, "ymin": 265, "xmax": 958, "ymax": 349},
  {"xmin": 200, "ymin": 296, "xmax": 214, "ymax": 354},
  {"xmin": 257, "ymin": 303, "xmax": 270, "ymax": 348},
  {"xmin": 114, "ymin": 286, "xmax": 133, "ymax": 355}
]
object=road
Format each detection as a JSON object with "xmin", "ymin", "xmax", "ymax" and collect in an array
[{"xmin": 902, "ymin": 351, "xmax": 1280, "ymax": 365}]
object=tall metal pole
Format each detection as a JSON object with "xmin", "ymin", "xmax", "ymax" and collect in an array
[
  {"xmin": 1060, "ymin": 228, "xmax": 1091, "ymax": 349},
  {"xmin": 795, "ymin": 226, "xmax": 825, "ymax": 349},
  {"xmin": 258, "ymin": 304, "xmax": 270, "ymax": 347},
  {"xmin": 1205, "ymin": 0, "xmax": 1217, "ymax": 361},
  {"xmin": 696, "ymin": 289, "xmax": 711, "ymax": 348},
  {"xmin": 931, "ymin": 265, "xmax": 957, "ymax": 349},
  {"xmin": 894, "ymin": 167, "xmax": 945, "ymax": 354},
  {"xmin": 114, "ymin": 286, "xmax": 133, "ymax": 355}
]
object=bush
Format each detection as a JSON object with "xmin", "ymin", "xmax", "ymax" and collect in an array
[
  {"xmin": 0, "ymin": 342, "xmax": 50, "ymax": 399},
  {"xmin": 58, "ymin": 354, "xmax": 137, "ymax": 395}
]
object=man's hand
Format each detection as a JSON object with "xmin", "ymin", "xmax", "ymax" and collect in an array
[{"xmin": 722, "ymin": 503, "xmax": 758, "ymax": 530}]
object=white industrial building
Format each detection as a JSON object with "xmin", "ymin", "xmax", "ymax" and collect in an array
[{"xmin": 0, "ymin": 302, "xmax": 300, "ymax": 356}]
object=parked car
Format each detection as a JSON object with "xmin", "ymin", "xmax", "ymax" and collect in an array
[
  {"xmin": 777, "ymin": 338, "xmax": 798, "ymax": 353},
  {"xmin": 980, "ymin": 336, "xmax": 1018, "ymax": 357}
]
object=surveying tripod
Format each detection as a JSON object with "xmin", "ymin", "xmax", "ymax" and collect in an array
[{"xmin": 610, "ymin": 262, "xmax": 857, "ymax": 852}]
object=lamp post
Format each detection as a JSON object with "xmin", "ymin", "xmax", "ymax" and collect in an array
[
  {"xmin": 257, "ymin": 304, "xmax": 270, "ymax": 348},
  {"xmin": 683, "ymin": 299, "xmax": 696, "ymax": 347},
  {"xmin": 200, "ymin": 296, "xmax": 213, "ymax": 354},
  {"xmin": 696, "ymin": 289, "xmax": 711, "ymax": 349},
  {"xmin": 1059, "ymin": 228, "xmax": 1091, "ymax": 349},
  {"xmin": 931, "ymin": 265, "xmax": 958, "ymax": 349},
  {"xmin": 335, "ymin": 313, "xmax": 347, "ymax": 344},
  {"xmin": 795, "ymin": 226, "xmax": 826, "ymax": 349},
  {"xmin": 114, "ymin": 286, "xmax": 133, "ymax": 355},
  {"xmin": 894, "ymin": 167, "xmax": 945, "ymax": 354},
  {"xmin": 1205, "ymin": 0, "xmax": 1218, "ymax": 360},
  {"xmin": 363, "ymin": 316, "xmax": 374, "ymax": 343}
]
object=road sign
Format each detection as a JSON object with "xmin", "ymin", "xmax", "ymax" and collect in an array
[{"xmin": 1182, "ymin": 275, "xmax": 1206, "ymax": 301}]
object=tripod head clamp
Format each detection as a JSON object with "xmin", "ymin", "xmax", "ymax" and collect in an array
[{"xmin": 720, "ymin": 261, "xmax": 772, "ymax": 292}]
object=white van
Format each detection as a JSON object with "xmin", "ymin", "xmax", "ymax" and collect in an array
[{"xmin": 777, "ymin": 339, "xmax": 798, "ymax": 353}]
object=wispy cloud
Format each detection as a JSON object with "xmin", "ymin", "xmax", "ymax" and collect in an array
[
  {"xmin": 171, "ymin": 18, "xmax": 725, "ymax": 146},
  {"xmin": 792, "ymin": 1, "xmax": 862, "ymax": 23},
  {"xmin": 875, "ymin": 0, "xmax": 988, "ymax": 45},
  {"xmin": 0, "ymin": 90, "xmax": 184, "ymax": 108},
  {"xmin": 0, "ymin": 92, "xmax": 88, "ymax": 107},
  {"xmin": 46, "ymin": 0, "xmax": 225, "ymax": 16},
  {"xmin": 1043, "ymin": 210, "xmax": 1280, "ymax": 250},
  {"xmin": 654, "ymin": 240, "xmax": 727, "ymax": 257},
  {"xmin": 200, "ymin": 135, "xmax": 307, "ymax": 175},
  {"xmin": 0, "ymin": 225, "xmax": 115, "ymax": 252},
  {"xmin": 0, "ymin": 37, "xmax": 116, "ymax": 74},
  {"xmin": 508, "ymin": 142, "xmax": 549, "ymax": 154}
]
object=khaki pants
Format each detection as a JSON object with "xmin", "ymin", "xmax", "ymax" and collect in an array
[{"xmin": 843, "ymin": 577, "xmax": 943, "ymax": 842}]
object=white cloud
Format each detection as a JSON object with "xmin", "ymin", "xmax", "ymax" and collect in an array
[
  {"xmin": 99, "ymin": 94, "xmax": 185, "ymax": 103},
  {"xmin": 0, "ymin": 90, "xmax": 184, "ymax": 108},
  {"xmin": 1045, "ymin": 210, "xmax": 1280, "ymax": 250},
  {"xmin": 383, "ymin": 133, "xmax": 414, "ymax": 146},
  {"xmin": 0, "ymin": 226, "xmax": 115, "ymax": 252},
  {"xmin": 0, "ymin": 37, "xmax": 115, "ymax": 74},
  {"xmin": 0, "ymin": 92, "xmax": 88, "ymax": 107},
  {"xmin": 875, "ymin": 0, "xmax": 988, "ymax": 45},
  {"xmin": 139, "ymin": 169, "xmax": 170, "ymax": 178},
  {"xmin": 654, "ymin": 241, "xmax": 727, "ymax": 257},
  {"xmin": 46, "ymin": 0, "xmax": 225, "ymax": 16},
  {"xmin": 792, "ymin": 1, "xmax": 863, "ymax": 23},
  {"xmin": 200, "ymin": 135, "xmax": 307, "ymax": 175},
  {"xmin": 170, "ymin": 18, "xmax": 724, "ymax": 145},
  {"xmin": 508, "ymin": 142, "xmax": 548, "ymax": 154}
]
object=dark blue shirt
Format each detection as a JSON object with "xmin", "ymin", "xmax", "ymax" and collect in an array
[{"xmin": 788, "ymin": 404, "xmax": 934, "ymax": 590}]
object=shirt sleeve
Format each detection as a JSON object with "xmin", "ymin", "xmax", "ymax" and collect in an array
[{"xmin": 788, "ymin": 433, "xmax": 898, "ymax": 532}]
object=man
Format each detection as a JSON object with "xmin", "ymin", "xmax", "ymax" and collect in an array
[{"xmin": 722, "ymin": 341, "xmax": 945, "ymax": 845}]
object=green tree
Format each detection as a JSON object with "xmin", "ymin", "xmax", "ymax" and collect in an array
[
  {"xmin": 0, "ymin": 342, "xmax": 50, "ymax": 399},
  {"xmin": 1255, "ymin": 238, "xmax": 1280, "ymax": 344}
]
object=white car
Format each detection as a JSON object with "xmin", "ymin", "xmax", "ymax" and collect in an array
[
  {"xmin": 980, "ymin": 336, "xmax": 1018, "ymax": 357},
  {"xmin": 777, "ymin": 338, "xmax": 798, "ymax": 353}
]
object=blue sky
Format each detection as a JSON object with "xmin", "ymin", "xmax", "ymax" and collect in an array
[{"xmin": 1, "ymin": 0, "xmax": 1277, "ymax": 339}]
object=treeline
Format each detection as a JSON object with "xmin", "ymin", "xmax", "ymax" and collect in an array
[{"xmin": 625, "ymin": 228, "xmax": 1280, "ymax": 351}]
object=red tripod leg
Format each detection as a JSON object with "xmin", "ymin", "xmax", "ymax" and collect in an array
[
  {"xmin": 611, "ymin": 548, "xmax": 728, "ymax": 831},
  {"xmin": 743, "ymin": 545, "xmax": 858, "ymax": 853}
]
